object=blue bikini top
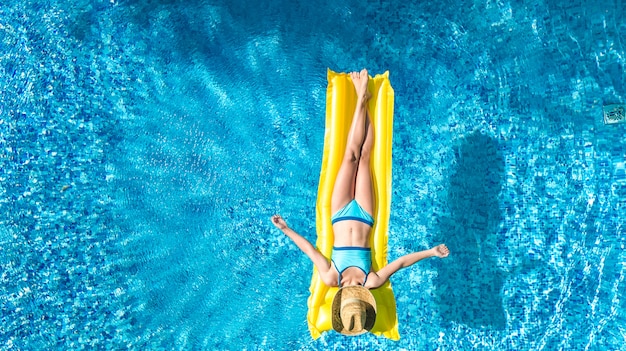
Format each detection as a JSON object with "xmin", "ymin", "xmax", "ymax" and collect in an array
[{"xmin": 331, "ymin": 246, "xmax": 371, "ymax": 287}]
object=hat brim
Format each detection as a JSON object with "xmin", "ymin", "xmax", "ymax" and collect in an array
[{"xmin": 331, "ymin": 286, "xmax": 377, "ymax": 335}]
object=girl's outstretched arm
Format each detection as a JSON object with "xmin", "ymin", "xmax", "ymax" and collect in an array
[
  {"xmin": 271, "ymin": 215, "xmax": 336, "ymax": 286},
  {"xmin": 365, "ymin": 244, "xmax": 449, "ymax": 289}
]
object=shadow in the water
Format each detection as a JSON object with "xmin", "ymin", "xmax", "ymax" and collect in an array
[{"xmin": 435, "ymin": 131, "xmax": 507, "ymax": 329}]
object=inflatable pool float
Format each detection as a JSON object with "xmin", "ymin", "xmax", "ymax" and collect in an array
[{"xmin": 307, "ymin": 69, "xmax": 398, "ymax": 340}]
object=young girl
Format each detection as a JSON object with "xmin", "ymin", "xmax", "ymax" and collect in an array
[{"xmin": 271, "ymin": 69, "xmax": 449, "ymax": 335}]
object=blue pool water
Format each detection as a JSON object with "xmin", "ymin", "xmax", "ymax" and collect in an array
[{"xmin": 1, "ymin": 0, "xmax": 625, "ymax": 349}]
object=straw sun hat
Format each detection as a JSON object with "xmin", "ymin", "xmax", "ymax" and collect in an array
[{"xmin": 331, "ymin": 286, "xmax": 377, "ymax": 336}]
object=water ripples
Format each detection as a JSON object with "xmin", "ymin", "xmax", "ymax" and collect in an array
[{"xmin": 3, "ymin": 0, "xmax": 626, "ymax": 350}]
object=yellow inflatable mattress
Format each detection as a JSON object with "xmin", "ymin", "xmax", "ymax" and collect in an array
[{"xmin": 308, "ymin": 69, "xmax": 398, "ymax": 340}]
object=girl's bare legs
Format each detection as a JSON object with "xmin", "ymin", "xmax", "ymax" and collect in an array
[
  {"xmin": 354, "ymin": 112, "xmax": 374, "ymax": 216},
  {"xmin": 331, "ymin": 69, "xmax": 374, "ymax": 215}
]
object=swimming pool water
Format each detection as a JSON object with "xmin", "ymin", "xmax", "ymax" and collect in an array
[{"xmin": 1, "ymin": 0, "xmax": 625, "ymax": 350}]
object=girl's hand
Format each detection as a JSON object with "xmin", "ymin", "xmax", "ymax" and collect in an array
[
  {"xmin": 432, "ymin": 244, "xmax": 450, "ymax": 258},
  {"xmin": 271, "ymin": 215, "xmax": 288, "ymax": 230}
]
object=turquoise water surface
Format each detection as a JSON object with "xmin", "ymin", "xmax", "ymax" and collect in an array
[{"xmin": 1, "ymin": 0, "xmax": 625, "ymax": 350}]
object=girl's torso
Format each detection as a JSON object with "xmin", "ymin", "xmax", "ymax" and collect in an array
[
  {"xmin": 329, "ymin": 200, "xmax": 375, "ymax": 287},
  {"xmin": 330, "ymin": 220, "xmax": 373, "ymax": 287},
  {"xmin": 332, "ymin": 220, "xmax": 372, "ymax": 247}
]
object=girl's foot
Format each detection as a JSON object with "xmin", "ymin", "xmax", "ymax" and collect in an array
[{"xmin": 350, "ymin": 69, "xmax": 371, "ymax": 102}]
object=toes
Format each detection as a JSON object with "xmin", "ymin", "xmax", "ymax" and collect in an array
[{"xmin": 350, "ymin": 71, "xmax": 359, "ymax": 82}]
